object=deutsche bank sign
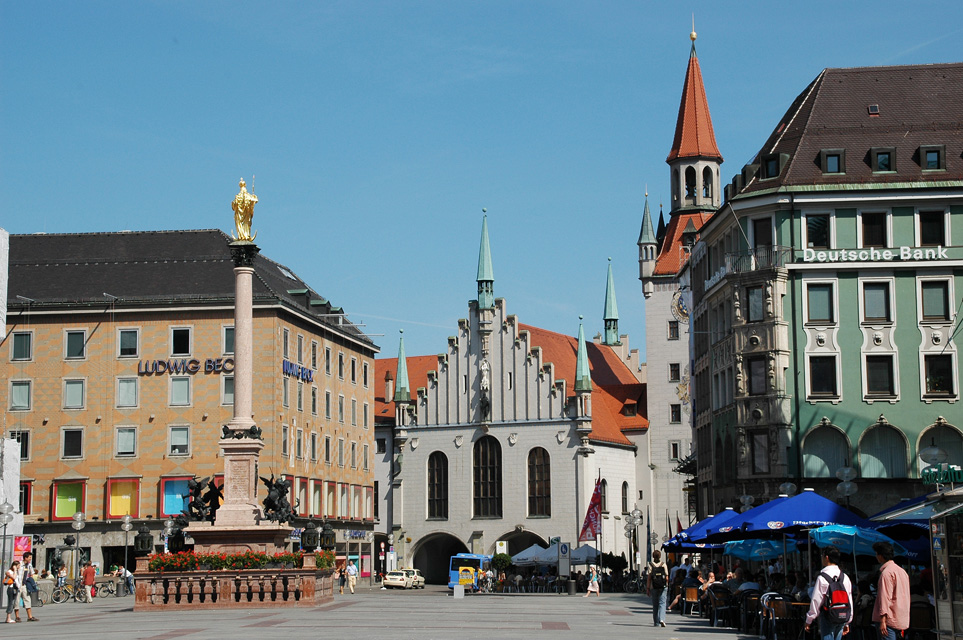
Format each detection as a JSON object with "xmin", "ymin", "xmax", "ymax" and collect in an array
[{"xmin": 803, "ymin": 245, "xmax": 948, "ymax": 263}]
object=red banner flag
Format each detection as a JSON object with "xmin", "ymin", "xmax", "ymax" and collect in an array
[
  {"xmin": 676, "ymin": 514, "xmax": 684, "ymax": 536},
  {"xmin": 579, "ymin": 479, "xmax": 603, "ymax": 542}
]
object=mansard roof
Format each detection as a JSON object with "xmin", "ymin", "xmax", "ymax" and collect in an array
[
  {"xmin": 374, "ymin": 324, "xmax": 647, "ymax": 445},
  {"xmin": 666, "ymin": 43, "xmax": 722, "ymax": 163},
  {"xmin": 7, "ymin": 229, "xmax": 375, "ymax": 349},
  {"xmin": 734, "ymin": 62, "xmax": 963, "ymax": 196},
  {"xmin": 653, "ymin": 211, "xmax": 712, "ymax": 277}
]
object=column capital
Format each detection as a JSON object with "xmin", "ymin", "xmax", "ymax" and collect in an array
[{"xmin": 229, "ymin": 241, "xmax": 261, "ymax": 267}]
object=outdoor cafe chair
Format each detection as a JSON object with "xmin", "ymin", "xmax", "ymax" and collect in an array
[
  {"xmin": 707, "ymin": 585, "xmax": 735, "ymax": 628},
  {"xmin": 907, "ymin": 602, "xmax": 936, "ymax": 640},
  {"xmin": 766, "ymin": 596, "xmax": 804, "ymax": 640},
  {"xmin": 682, "ymin": 586, "xmax": 701, "ymax": 615}
]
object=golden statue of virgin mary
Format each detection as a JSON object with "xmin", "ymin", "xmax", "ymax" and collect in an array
[{"xmin": 231, "ymin": 178, "xmax": 258, "ymax": 242}]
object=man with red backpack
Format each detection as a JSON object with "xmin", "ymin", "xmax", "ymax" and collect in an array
[{"xmin": 805, "ymin": 546, "xmax": 853, "ymax": 640}]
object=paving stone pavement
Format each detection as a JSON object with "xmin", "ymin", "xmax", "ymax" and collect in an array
[{"xmin": 11, "ymin": 585, "xmax": 766, "ymax": 639}]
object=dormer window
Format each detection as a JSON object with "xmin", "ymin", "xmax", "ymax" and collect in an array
[
  {"xmin": 762, "ymin": 156, "xmax": 780, "ymax": 179},
  {"xmin": 820, "ymin": 149, "xmax": 846, "ymax": 174},
  {"xmin": 920, "ymin": 145, "xmax": 945, "ymax": 171},
  {"xmin": 871, "ymin": 148, "xmax": 896, "ymax": 172}
]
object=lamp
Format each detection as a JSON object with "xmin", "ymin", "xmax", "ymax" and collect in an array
[
  {"xmin": 836, "ymin": 465, "xmax": 858, "ymax": 506},
  {"xmin": 778, "ymin": 482, "xmax": 797, "ymax": 496},
  {"xmin": 0, "ymin": 501, "xmax": 14, "ymax": 582},
  {"xmin": 134, "ymin": 524, "xmax": 154, "ymax": 556},
  {"xmin": 320, "ymin": 520, "xmax": 336, "ymax": 552},
  {"xmin": 738, "ymin": 494, "xmax": 755, "ymax": 513},
  {"xmin": 121, "ymin": 514, "xmax": 133, "ymax": 571},
  {"xmin": 301, "ymin": 519, "xmax": 320, "ymax": 552},
  {"xmin": 71, "ymin": 512, "xmax": 86, "ymax": 583}
]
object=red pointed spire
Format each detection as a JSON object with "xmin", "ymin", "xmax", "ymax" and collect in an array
[{"xmin": 666, "ymin": 39, "xmax": 722, "ymax": 163}]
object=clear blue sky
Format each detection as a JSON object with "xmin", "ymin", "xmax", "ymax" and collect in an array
[{"xmin": 3, "ymin": 2, "xmax": 961, "ymax": 359}]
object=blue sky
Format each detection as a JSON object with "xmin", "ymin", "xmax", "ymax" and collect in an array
[{"xmin": 2, "ymin": 2, "xmax": 961, "ymax": 359}]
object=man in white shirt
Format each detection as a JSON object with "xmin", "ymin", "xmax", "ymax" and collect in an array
[
  {"xmin": 346, "ymin": 560, "xmax": 358, "ymax": 594},
  {"xmin": 805, "ymin": 546, "xmax": 853, "ymax": 640}
]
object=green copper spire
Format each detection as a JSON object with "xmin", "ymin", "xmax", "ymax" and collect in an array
[
  {"xmin": 477, "ymin": 212, "xmax": 494, "ymax": 308},
  {"xmin": 393, "ymin": 329, "xmax": 410, "ymax": 402},
  {"xmin": 637, "ymin": 195, "xmax": 656, "ymax": 246},
  {"xmin": 603, "ymin": 258, "xmax": 620, "ymax": 345},
  {"xmin": 574, "ymin": 315, "xmax": 593, "ymax": 392}
]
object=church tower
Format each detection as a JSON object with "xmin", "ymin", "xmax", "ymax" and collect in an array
[{"xmin": 637, "ymin": 194, "xmax": 657, "ymax": 298}]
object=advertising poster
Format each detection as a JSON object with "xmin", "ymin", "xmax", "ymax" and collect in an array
[{"xmin": 14, "ymin": 535, "xmax": 31, "ymax": 561}]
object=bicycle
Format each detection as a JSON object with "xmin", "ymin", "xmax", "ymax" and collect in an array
[
  {"xmin": 51, "ymin": 579, "xmax": 90, "ymax": 604},
  {"xmin": 97, "ymin": 581, "xmax": 116, "ymax": 597}
]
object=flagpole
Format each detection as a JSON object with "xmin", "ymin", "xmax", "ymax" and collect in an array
[{"xmin": 597, "ymin": 469, "xmax": 603, "ymax": 590}]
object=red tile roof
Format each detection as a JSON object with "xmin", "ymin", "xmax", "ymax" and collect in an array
[
  {"xmin": 666, "ymin": 48, "xmax": 722, "ymax": 163},
  {"xmin": 374, "ymin": 325, "xmax": 647, "ymax": 446},
  {"xmin": 653, "ymin": 211, "xmax": 712, "ymax": 276}
]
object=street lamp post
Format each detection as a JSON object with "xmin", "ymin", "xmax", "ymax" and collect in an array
[
  {"xmin": 71, "ymin": 512, "xmax": 86, "ymax": 588},
  {"xmin": 0, "ymin": 501, "xmax": 14, "ymax": 609},
  {"xmin": 835, "ymin": 466, "xmax": 858, "ymax": 508},
  {"xmin": 121, "ymin": 514, "xmax": 133, "ymax": 573}
]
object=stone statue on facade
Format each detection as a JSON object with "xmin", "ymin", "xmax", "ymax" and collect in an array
[
  {"xmin": 479, "ymin": 359, "xmax": 492, "ymax": 421},
  {"xmin": 231, "ymin": 178, "xmax": 258, "ymax": 242}
]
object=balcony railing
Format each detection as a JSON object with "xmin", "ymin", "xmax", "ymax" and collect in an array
[{"xmin": 726, "ymin": 246, "xmax": 793, "ymax": 274}]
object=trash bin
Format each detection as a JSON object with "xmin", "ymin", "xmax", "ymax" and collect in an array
[{"xmin": 567, "ymin": 579, "xmax": 576, "ymax": 595}]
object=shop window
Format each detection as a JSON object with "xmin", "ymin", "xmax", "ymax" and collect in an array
[
  {"xmin": 53, "ymin": 481, "xmax": 85, "ymax": 520},
  {"xmin": 161, "ymin": 478, "xmax": 191, "ymax": 517},
  {"xmin": 108, "ymin": 479, "xmax": 139, "ymax": 518}
]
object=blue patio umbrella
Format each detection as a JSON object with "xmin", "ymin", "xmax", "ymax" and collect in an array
[
  {"xmin": 811, "ymin": 524, "xmax": 907, "ymax": 558},
  {"xmin": 724, "ymin": 538, "xmax": 798, "ymax": 561},
  {"xmin": 679, "ymin": 507, "xmax": 744, "ymax": 543}
]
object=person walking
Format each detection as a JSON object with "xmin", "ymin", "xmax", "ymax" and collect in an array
[
  {"xmin": 583, "ymin": 565, "xmax": 600, "ymax": 597},
  {"xmin": 647, "ymin": 550, "xmax": 669, "ymax": 628},
  {"xmin": 346, "ymin": 560, "xmax": 358, "ymax": 594},
  {"xmin": 81, "ymin": 562, "xmax": 97, "ymax": 603},
  {"xmin": 872, "ymin": 541, "xmax": 910, "ymax": 640},
  {"xmin": 19, "ymin": 552, "xmax": 39, "ymax": 621},
  {"xmin": 5, "ymin": 560, "xmax": 21, "ymax": 623},
  {"xmin": 337, "ymin": 564, "xmax": 345, "ymax": 595},
  {"xmin": 805, "ymin": 546, "xmax": 852, "ymax": 640}
]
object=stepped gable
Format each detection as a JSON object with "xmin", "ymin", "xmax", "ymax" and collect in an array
[
  {"xmin": 737, "ymin": 62, "xmax": 963, "ymax": 195},
  {"xmin": 374, "ymin": 354, "xmax": 438, "ymax": 421}
]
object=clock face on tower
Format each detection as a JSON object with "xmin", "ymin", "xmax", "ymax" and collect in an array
[{"xmin": 671, "ymin": 290, "xmax": 690, "ymax": 324}]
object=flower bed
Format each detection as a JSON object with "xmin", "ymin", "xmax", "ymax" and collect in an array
[{"xmin": 148, "ymin": 550, "xmax": 334, "ymax": 572}]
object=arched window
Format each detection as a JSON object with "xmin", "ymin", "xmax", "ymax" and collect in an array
[
  {"xmin": 428, "ymin": 451, "xmax": 448, "ymax": 519},
  {"xmin": 621, "ymin": 481, "xmax": 629, "ymax": 514},
  {"xmin": 860, "ymin": 421, "xmax": 907, "ymax": 478},
  {"xmin": 599, "ymin": 479, "xmax": 608, "ymax": 513},
  {"xmin": 672, "ymin": 169, "xmax": 680, "ymax": 203},
  {"xmin": 918, "ymin": 422, "xmax": 963, "ymax": 471},
  {"xmin": 527, "ymin": 447, "xmax": 551, "ymax": 517},
  {"xmin": 473, "ymin": 436, "xmax": 502, "ymax": 517},
  {"xmin": 703, "ymin": 166, "xmax": 713, "ymax": 199},
  {"xmin": 685, "ymin": 167, "xmax": 696, "ymax": 198},
  {"xmin": 802, "ymin": 424, "xmax": 849, "ymax": 477}
]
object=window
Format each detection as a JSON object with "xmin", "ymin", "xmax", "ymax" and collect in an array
[
  {"xmin": 762, "ymin": 155, "xmax": 780, "ymax": 179},
  {"xmin": 922, "ymin": 281, "xmax": 950, "ymax": 322},
  {"xmin": 296, "ymin": 429, "xmax": 303, "ymax": 459},
  {"xmin": 19, "ymin": 482, "xmax": 31, "ymax": 516},
  {"xmin": 820, "ymin": 149, "xmax": 845, "ymax": 174},
  {"xmin": 161, "ymin": 478, "xmax": 190, "ymax": 517},
  {"xmin": 527, "ymin": 448, "xmax": 551, "ymax": 517},
  {"xmin": 363, "ymin": 362, "xmax": 369, "ymax": 387},
  {"xmin": 10, "ymin": 380, "xmax": 31, "ymax": 410},
  {"xmin": 325, "ymin": 481, "xmax": 336, "ymax": 517},
  {"xmin": 108, "ymin": 479, "xmax": 139, "ymax": 518},
  {"xmin": 621, "ymin": 481, "xmax": 629, "ymax": 514},
  {"xmin": 599, "ymin": 479, "xmax": 608, "ymax": 513},
  {"xmin": 669, "ymin": 441, "xmax": 681, "ymax": 461},
  {"xmin": 170, "ymin": 376, "xmax": 191, "ymax": 406},
  {"xmin": 310, "ymin": 433, "xmax": 318, "ymax": 461},
  {"xmin": 685, "ymin": 166, "xmax": 696, "ymax": 198},
  {"xmin": 311, "ymin": 341, "xmax": 318, "ymax": 369},
  {"xmin": 860, "ymin": 424, "xmax": 907, "ymax": 478},
  {"xmin": 802, "ymin": 425, "xmax": 848, "ymax": 477},
  {"xmin": 10, "ymin": 431, "xmax": 29, "ymax": 460},
  {"xmin": 118, "ymin": 329, "xmax": 139, "ymax": 357},
  {"xmin": 351, "ymin": 358, "xmax": 357, "ymax": 384},
  {"xmin": 806, "ymin": 214, "xmax": 831, "ymax": 249},
  {"xmin": 747, "ymin": 357, "xmax": 766, "ymax": 396},
  {"xmin": 53, "ymin": 481, "xmax": 84, "ymax": 520},
  {"xmin": 702, "ymin": 166, "xmax": 713, "ymax": 198},
  {"xmin": 809, "ymin": 356, "xmax": 838, "ymax": 397},
  {"xmin": 861, "ymin": 212, "xmax": 888, "ymax": 248},
  {"xmin": 64, "ymin": 379, "xmax": 85, "ymax": 409},
  {"xmin": 807, "ymin": 283, "xmax": 835, "ymax": 324},
  {"xmin": 866, "ymin": 355, "xmax": 896, "ymax": 396},
  {"xmin": 377, "ymin": 439, "xmax": 386, "ymax": 454},
  {"xmin": 311, "ymin": 387, "xmax": 318, "ymax": 415},
  {"xmin": 668, "ymin": 363, "xmax": 681, "ymax": 382},
  {"xmin": 747, "ymin": 286, "xmax": 764, "ymax": 322},
  {"xmin": 311, "ymin": 483, "xmax": 321, "ymax": 516},
  {"xmin": 169, "ymin": 426, "xmax": 190, "ymax": 456},
  {"xmin": 872, "ymin": 148, "xmax": 895, "ymax": 172},
  {"xmin": 117, "ymin": 377, "xmax": 138, "ymax": 407},
  {"xmin": 62, "ymin": 428, "xmax": 83, "ymax": 459},
  {"xmin": 338, "ymin": 438, "xmax": 345, "ymax": 467},
  {"xmin": 282, "ymin": 378, "xmax": 290, "ymax": 408},
  {"xmin": 297, "ymin": 335, "xmax": 303, "ymax": 363},
  {"xmin": 171, "ymin": 327, "xmax": 191, "ymax": 356},
  {"xmin": 668, "ymin": 321, "xmax": 680, "ymax": 340},
  {"xmin": 282, "ymin": 329, "xmax": 289, "ymax": 358},
  {"xmin": 669, "ymin": 404, "xmax": 682, "ymax": 423},
  {"xmin": 223, "ymin": 326, "xmax": 235, "ymax": 355},
  {"xmin": 12, "ymin": 332, "xmax": 32, "ymax": 361},
  {"xmin": 426, "ymin": 450, "xmax": 450, "ymax": 519},
  {"xmin": 66, "ymin": 330, "xmax": 86, "ymax": 359},
  {"xmin": 325, "ymin": 347, "xmax": 331, "ymax": 375},
  {"xmin": 921, "ymin": 145, "xmax": 945, "ymax": 171},
  {"xmin": 338, "ymin": 395, "xmax": 345, "ymax": 423},
  {"xmin": 363, "ymin": 444, "xmax": 369, "ymax": 471},
  {"xmin": 222, "ymin": 376, "xmax": 235, "ymax": 405},
  {"xmin": 282, "ymin": 424, "xmax": 290, "ymax": 456},
  {"xmin": 351, "ymin": 441, "xmax": 357, "ymax": 468},
  {"xmin": 338, "ymin": 352, "xmax": 345, "ymax": 379},
  {"xmin": 351, "ymin": 399, "xmax": 357, "ymax": 425},
  {"xmin": 750, "ymin": 432, "xmax": 770, "ymax": 474},
  {"xmin": 297, "ymin": 382, "xmax": 303, "ymax": 412},
  {"xmin": 863, "ymin": 282, "xmax": 892, "ymax": 323},
  {"xmin": 116, "ymin": 427, "xmax": 136, "ymax": 457},
  {"xmin": 919, "ymin": 211, "xmax": 946, "ymax": 246},
  {"xmin": 924, "ymin": 354, "xmax": 955, "ymax": 396},
  {"xmin": 473, "ymin": 436, "xmax": 502, "ymax": 517},
  {"xmin": 325, "ymin": 391, "xmax": 332, "ymax": 419},
  {"xmin": 363, "ymin": 402, "xmax": 369, "ymax": 429},
  {"xmin": 374, "ymin": 482, "xmax": 379, "ymax": 519}
]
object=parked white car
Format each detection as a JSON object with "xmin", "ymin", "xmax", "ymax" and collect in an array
[{"xmin": 383, "ymin": 570, "xmax": 412, "ymax": 589}]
